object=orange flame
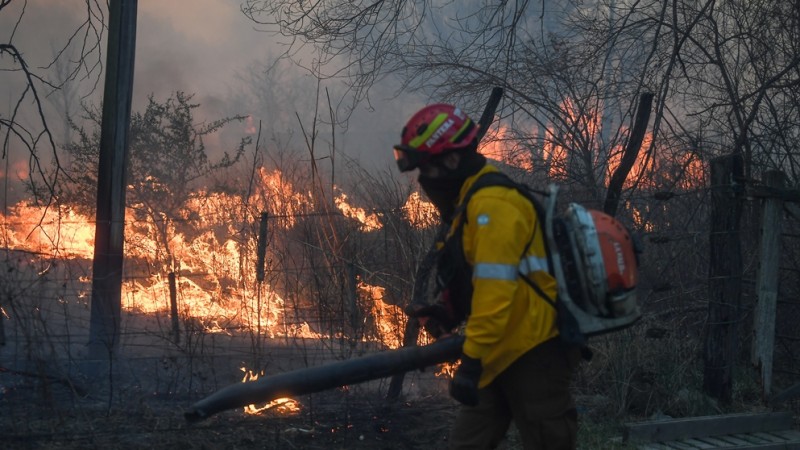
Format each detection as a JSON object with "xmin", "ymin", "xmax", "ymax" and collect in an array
[
  {"xmin": 335, "ymin": 192, "xmax": 382, "ymax": 231},
  {"xmin": 630, "ymin": 204, "xmax": 654, "ymax": 233},
  {"xmin": 1, "ymin": 203, "xmax": 95, "ymax": 259},
  {"xmin": 357, "ymin": 278, "xmax": 405, "ymax": 349},
  {"xmin": 1, "ymin": 167, "xmax": 422, "ymax": 344},
  {"xmin": 253, "ymin": 167, "xmax": 312, "ymax": 228},
  {"xmin": 435, "ymin": 361, "xmax": 458, "ymax": 379},
  {"xmin": 606, "ymin": 132, "xmax": 653, "ymax": 189},
  {"xmin": 240, "ymin": 367, "xmax": 301, "ymax": 415},
  {"xmin": 401, "ymin": 191, "xmax": 438, "ymax": 229},
  {"xmin": 482, "ymin": 98, "xmax": 706, "ymax": 197},
  {"xmin": 480, "ymin": 124, "xmax": 534, "ymax": 172}
]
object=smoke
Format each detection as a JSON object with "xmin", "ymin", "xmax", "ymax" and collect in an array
[
  {"xmin": 135, "ymin": 0, "xmax": 420, "ymax": 172},
  {"xmin": 2, "ymin": 0, "xmax": 426, "ymax": 209},
  {"xmin": 134, "ymin": 1, "xmax": 260, "ymax": 112}
]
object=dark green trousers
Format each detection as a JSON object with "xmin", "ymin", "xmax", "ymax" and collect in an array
[{"xmin": 449, "ymin": 338, "xmax": 581, "ymax": 450}]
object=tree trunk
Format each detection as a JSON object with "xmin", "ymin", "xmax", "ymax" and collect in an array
[
  {"xmin": 603, "ymin": 92, "xmax": 653, "ymax": 217},
  {"xmin": 703, "ymin": 153, "xmax": 743, "ymax": 403}
]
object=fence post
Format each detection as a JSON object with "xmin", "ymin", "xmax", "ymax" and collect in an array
[
  {"xmin": 752, "ymin": 170, "xmax": 784, "ymax": 399},
  {"xmin": 256, "ymin": 212, "xmax": 268, "ymax": 283},
  {"xmin": 256, "ymin": 212, "xmax": 269, "ymax": 340},
  {"xmin": 387, "ymin": 245, "xmax": 438, "ymax": 400},
  {"xmin": 348, "ymin": 262, "xmax": 359, "ymax": 345},
  {"xmin": 169, "ymin": 272, "xmax": 179, "ymax": 344},
  {"xmin": 703, "ymin": 153, "xmax": 743, "ymax": 403}
]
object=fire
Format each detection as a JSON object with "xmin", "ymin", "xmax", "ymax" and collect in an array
[
  {"xmin": 436, "ymin": 361, "xmax": 458, "ymax": 379},
  {"xmin": 1, "ymin": 167, "xmax": 424, "ymax": 343},
  {"xmin": 480, "ymin": 124, "xmax": 534, "ymax": 172},
  {"xmin": 240, "ymin": 367, "xmax": 301, "ymax": 415},
  {"xmin": 541, "ymin": 98, "xmax": 603, "ymax": 181},
  {"xmin": 480, "ymin": 98, "xmax": 707, "ymax": 197},
  {"xmin": 630, "ymin": 204, "xmax": 654, "ymax": 233},
  {"xmin": 357, "ymin": 278, "xmax": 405, "ymax": 349},
  {"xmin": 335, "ymin": 192, "xmax": 382, "ymax": 231},
  {"xmin": 401, "ymin": 191, "xmax": 438, "ymax": 229},
  {"xmin": 1, "ymin": 203, "xmax": 95, "ymax": 259},
  {"xmin": 253, "ymin": 167, "xmax": 312, "ymax": 228},
  {"xmin": 606, "ymin": 132, "xmax": 653, "ymax": 189}
]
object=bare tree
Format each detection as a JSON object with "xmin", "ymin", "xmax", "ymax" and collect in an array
[
  {"xmin": 0, "ymin": 0, "xmax": 105, "ymax": 206},
  {"xmin": 243, "ymin": 0, "xmax": 800, "ymax": 198},
  {"xmin": 240, "ymin": 1, "xmax": 657, "ymax": 204},
  {"xmin": 63, "ymin": 92, "xmax": 250, "ymax": 273}
]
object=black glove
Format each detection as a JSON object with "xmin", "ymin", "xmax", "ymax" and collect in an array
[
  {"xmin": 404, "ymin": 302, "xmax": 458, "ymax": 339},
  {"xmin": 449, "ymin": 354, "xmax": 482, "ymax": 406}
]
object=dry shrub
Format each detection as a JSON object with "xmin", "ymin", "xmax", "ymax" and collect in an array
[{"xmin": 575, "ymin": 318, "xmax": 723, "ymax": 420}]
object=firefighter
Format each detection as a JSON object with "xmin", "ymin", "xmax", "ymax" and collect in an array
[{"xmin": 394, "ymin": 103, "xmax": 582, "ymax": 450}]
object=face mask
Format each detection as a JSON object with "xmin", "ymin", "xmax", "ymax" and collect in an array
[
  {"xmin": 418, "ymin": 175, "xmax": 463, "ymax": 221},
  {"xmin": 417, "ymin": 151, "xmax": 486, "ymax": 221}
]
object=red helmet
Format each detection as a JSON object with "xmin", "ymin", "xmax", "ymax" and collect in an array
[{"xmin": 393, "ymin": 104, "xmax": 480, "ymax": 172}]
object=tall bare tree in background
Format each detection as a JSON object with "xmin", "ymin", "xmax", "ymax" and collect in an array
[
  {"xmin": 241, "ymin": 0, "xmax": 655, "ymax": 204},
  {"xmin": 243, "ymin": 0, "xmax": 800, "ymax": 200},
  {"xmin": 0, "ymin": 0, "xmax": 105, "ymax": 206}
]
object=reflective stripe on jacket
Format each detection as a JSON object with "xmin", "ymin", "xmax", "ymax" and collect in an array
[{"xmin": 453, "ymin": 164, "xmax": 559, "ymax": 387}]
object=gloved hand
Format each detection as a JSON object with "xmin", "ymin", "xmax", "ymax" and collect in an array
[
  {"xmin": 404, "ymin": 302, "xmax": 458, "ymax": 339},
  {"xmin": 449, "ymin": 354, "xmax": 482, "ymax": 406}
]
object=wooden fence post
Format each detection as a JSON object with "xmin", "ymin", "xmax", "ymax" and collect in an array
[
  {"xmin": 256, "ymin": 212, "xmax": 268, "ymax": 283},
  {"xmin": 169, "ymin": 272, "xmax": 179, "ymax": 344},
  {"xmin": 703, "ymin": 154, "xmax": 743, "ymax": 403},
  {"xmin": 752, "ymin": 170, "xmax": 784, "ymax": 399}
]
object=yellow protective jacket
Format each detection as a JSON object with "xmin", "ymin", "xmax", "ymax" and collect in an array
[{"xmin": 449, "ymin": 164, "xmax": 559, "ymax": 387}]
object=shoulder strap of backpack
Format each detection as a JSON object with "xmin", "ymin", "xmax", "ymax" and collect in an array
[
  {"xmin": 453, "ymin": 171, "xmax": 557, "ymax": 308},
  {"xmin": 455, "ymin": 171, "xmax": 547, "ymax": 226},
  {"xmin": 454, "ymin": 172, "xmax": 591, "ymax": 355}
]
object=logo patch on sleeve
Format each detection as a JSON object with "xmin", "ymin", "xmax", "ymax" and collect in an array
[{"xmin": 477, "ymin": 214, "xmax": 490, "ymax": 226}]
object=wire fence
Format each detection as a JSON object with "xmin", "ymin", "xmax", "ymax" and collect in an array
[{"xmin": 1, "ymin": 179, "xmax": 799, "ymax": 436}]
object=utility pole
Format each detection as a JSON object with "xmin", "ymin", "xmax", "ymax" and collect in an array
[{"xmin": 88, "ymin": 0, "xmax": 137, "ymax": 360}]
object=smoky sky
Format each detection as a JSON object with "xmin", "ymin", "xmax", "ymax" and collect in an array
[{"xmin": 1, "ymin": 0, "xmax": 425, "ymax": 206}]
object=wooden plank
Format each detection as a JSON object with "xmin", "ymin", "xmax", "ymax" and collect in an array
[
  {"xmin": 757, "ymin": 444, "xmax": 796, "ymax": 449},
  {"xmin": 752, "ymin": 170, "xmax": 784, "ymax": 397},
  {"xmin": 750, "ymin": 431, "xmax": 787, "ymax": 443},
  {"xmin": 641, "ymin": 444, "xmax": 674, "ymax": 450},
  {"xmin": 680, "ymin": 438, "xmax": 717, "ymax": 449},
  {"xmin": 771, "ymin": 382, "xmax": 800, "ymax": 406},
  {"xmin": 664, "ymin": 441, "xmax": 702, "ymax": 449},
  {"xmin": 625, "ymin": 412, "xmax": 793, "ymax": 443},
  {"xmin": 732, "ymin": 433, "xmax": 771, "ymax": 444},
  {"xmin": 722, "ymin": 445, "xmax": 800, "ymax": 450},
  {"xmin": 668, "ymin": 439, "xmax": 800, "ymax": 450},
  {"xmin": 666, "ymin": 435, "xmax": 800, "ymax": 450},
  {"xmin": 715, "ymin": 434, "xmax": 754, "ymax": 446},
  {"xmin": 693, "ymin": 436, "xmax": 733, "ymax": 447},
  {"xmin": 746, "ymin": 183, "xmax": 800, "ymax": 203},
  {"xmin": 770, "ymin": 429, "xmax": 800, "ymax": 441}
]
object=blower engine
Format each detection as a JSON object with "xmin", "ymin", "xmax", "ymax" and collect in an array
[{"xmin": 544, "ymin": 185, "xmax": 641, "ymax": 336}]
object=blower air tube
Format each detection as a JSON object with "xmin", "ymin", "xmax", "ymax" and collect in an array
[{"xmin": 185, "ymin": 335, "xmax": 465, "ymax": 423}]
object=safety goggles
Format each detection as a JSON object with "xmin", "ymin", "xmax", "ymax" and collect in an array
[{"xmin": 392, "ymin": 144, "xmax": 430, "ymax": 172}]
